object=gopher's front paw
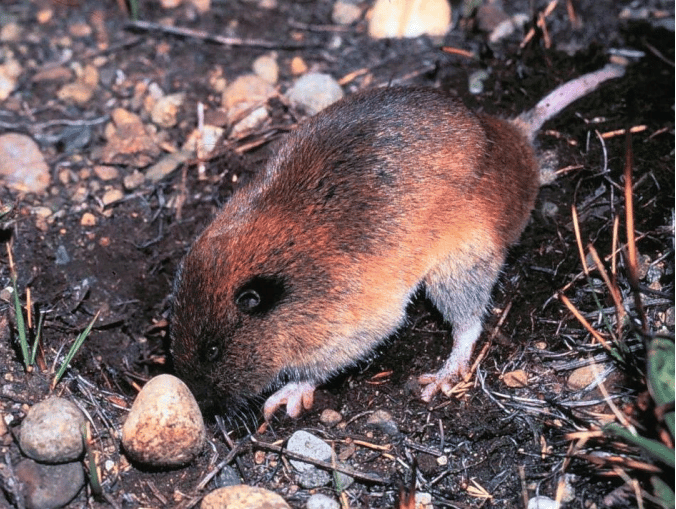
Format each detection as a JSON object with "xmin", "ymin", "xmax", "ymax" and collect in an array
[{"xmin": 263, "ymin": 382, "xmax": 316, "ymax": 420}]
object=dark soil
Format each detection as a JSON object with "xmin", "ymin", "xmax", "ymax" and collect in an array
[{"xmin": 0, "ymin": 0, "xmax": 673, "ymax": 508}]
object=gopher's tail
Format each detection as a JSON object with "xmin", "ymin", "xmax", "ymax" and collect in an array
[{"xmin": 514, "ymin": 63, "xmax": 626, "ymax": 142}]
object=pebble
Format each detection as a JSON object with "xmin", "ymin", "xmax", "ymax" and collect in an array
[
  {"xmin": 0, "ymin": 414, "xmax": 11, "ymax": 445},
  {"xmin": 319, "ymin": 408, "xmax": 342, "ymax": 427},
  {"xmin": 286, "ymin": 430, "xmax": 353, "ymax": 489},
  {"xmin": 475, "ymin": 3, "xmax": 510, "ymax": 32},
  {"xmin": 528, "ymin": 496, "xmax": 559, "ymax": 509},
  {"xmin": 502, "ymin": 370, "xmax": 529, "ymax": 388},
  {"xmin": 15, "ymin": 459, "xmax": 85, "ymax": 509},
  {"xmin": 32, "ymin": 66, "xmax": 73, "ymax": 83},
  {"xmin": 57, "ymin": 64, "xmax": 99, "ymax": 105},
  {"xmin": 151, "ymin": 93, "xmax": 185, "ymax": 128},
  {"xmin": 0, "ymin": 287, "xmax": 13, "ymax": 303},
  {"xmin": 92, "ymin": 108, "xmax": 160, "ymax": 167},
  {"xmin": 188, "ymin": 0, "xmax": 211, "ymax": 13},
  {"xmin": 0, "ymin": 133, "xmax": 50, "ymax": 194},
  {"xmin": 19, "ymin": 397, "xmax": 86, "ymax": 463},
  {"xmin": 332, "ymin": 0, "xmax": 362, "ymax": 26},
  {"xmin": 123, "ymin": 170, "xmax": 145, "ymax": 190},
  {"xmin": 468, "ymin": 68, "xmax": 490, "ymax": 95},
  {"xmin": 101, "ymin": 188, "xmax": 124, "ymax": 206},
  {"xmin": 93, "ymin": 165, "xmax": 119, "ymax": 181},
  {"xmin": 253, "ymin": 53, "xmax": 279, "ymax": 85},
  {"xmin": 202, "ymin": 485, "xmax": 289, "ymax": 509},
  {"xmin": 36, "ymin": 7, "xmax": 54, "ymax": 24},
  {"xmin": 416, "ymin": 492, "xmax": 434, "ymax": 509},
  {"xmin": 368, "ymin": 0, "xmax": 451, "ymax": 39},
  {"xmin": 183, "ymin": 125, "xmax": 225, "ymax": 156},
  {"xmin": 489, "ymin": 19, "xmax": 516, "ymax": 43},
  {"xmin": 55, "ymin": 245, "xmax": 70, "ymax": 265},
  {"xmin": 637, "ymin": 254, "xmax": 652, "ymax": 280},
  {"xmin": 307, "ymin": 493, "xmax": 340, "ymax": 509},
  {"xmin": 285, "ymin": 73, "xmax": 343, "ymax": 115},
  {"xmin": 560, "ymin": 473, "xmax": 576, "ymax": 503},
  {"xmin": 0, "ymin": 55, "xmax": 22, "ymax": 101},
  {"xmin": 541, "ymin": 201, "xmax": 559, "ymax": 219},
  {"xmin": 54, "ymin": 125, "xmax": 92, "ymax": 153},
  {"xmin": 231, "ymin": 106, "xmax": 268, "ymax": 135},
  {"xmin": 121, "ymin": 374, "xmax": 205, "ymax": 467},
  {"xmin": 32, "ymin": 206, "xmax": 52, "ymax": 220},
  {"xmin": 222, "ymin": 74, "xmax": 274, "ymax": 131},
  {"xmin": 0, "ymin": 22, "xmax": 22, "ymax": 42},
  {"xmin": 0, "ymin": 76, "xmax": 15, "ymax": 102},
  {"xmin": 57, "ymin": 82, "xmax": 94, "ymax": 106},
  {"xmin": 290, "ymin": 56, "xmax": 308, "ymax": 75},
  {"xmin": 80, "ymin": 212, "xmax": 97, "ymax": 226},
  {"xmin": 366, "ymin": 409, "xmax": 399, "ymax": 435},
  {"xmin": 213, "ymin": 464, "xmax": 242, "ymax": 488},
  {"xmin": 71, "ymin": 185, "xmax": 89, "ymax": 203},
  {"xmin": 33, "ymin": 206, "xmax": 52, "ymax": 231},
  {"xmin": 68, "ymin": 22, "xmax": 93, "ymax": 38},
  {"xmin": 145, "ymin": 150, "xmax": 192, "ymax": 183},
  {"xmin": 567, "ymin": 365, "xmax": 603, "ymax": 390},
  {"xmin": 80, "ymin": 64, "xmax": 99, "ymax": 88}
]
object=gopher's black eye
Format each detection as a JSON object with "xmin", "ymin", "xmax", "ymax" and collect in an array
[
  {"xmin": 204, "ymin": 342, "xmax": 221, "ymax": 362},
  {"xmin": 235, "ymin": 275, "xmax": 287, "ymax": 315}
]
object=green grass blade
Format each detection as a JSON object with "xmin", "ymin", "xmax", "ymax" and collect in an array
[
  {"xmin": 648, "ymin": 338, "xmax": 675, "ymax": 438},
  {"xmin": 11, "ymin": 278, "xmax": 30, "ymax": 369},
  {"xmin": 650, "ymin": 475, "xmax": 675, "ymax": 509},
  {"xmin": 30, "ymin": 312, "xmax": 45, "ymax": 366},
  {"xmin": 52, "ymin": 311, "xmax": 100, "ymax": 388},
  {"xmin": 604, "ymin": 423, "xmax": 675, "ymax": 468}
]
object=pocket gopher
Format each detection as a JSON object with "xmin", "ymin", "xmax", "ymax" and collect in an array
[{"xmin": 170, "ymin": 64, "xmax": 625, "ymax": 419}]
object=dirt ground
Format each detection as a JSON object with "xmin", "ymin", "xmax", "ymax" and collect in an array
[{"xmin": 0, "ymin": 0, "xmax": 674, "ymax": 508}]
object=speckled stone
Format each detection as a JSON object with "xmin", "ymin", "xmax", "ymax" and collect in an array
[
  {"xmin": 201, "ymin": 485, "xmax": 290, "ymax": 509},
  {"xmin": 20, "ymin": 397, "xmax": 85, "ymax": 463},
  {"xmin": 15, "ymin": 458, "xmax": 84, "ymax": 509},
  {"xmin": 121, "ymin": 374, "xmax": 205, "ymax": 467}
]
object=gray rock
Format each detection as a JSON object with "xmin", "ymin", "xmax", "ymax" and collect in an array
[
  {"xmin": 213, "ymin": 464, "xmax": 242, "ymax": 488},
  {"xmin": 15, "ymin": 459, "xmax": 84, "ymax": 509},
  {"xmin": 307, "ymin": 493, "xmax": 340, "ymax": 509},
  {"xmin": 366, "ymin": 409, "xmax": 399, "ymax": 435},
  {"xmin": 285, "ymin": 73, "xmax": 343, "ymax": 116},
  {"xmin": 55, "ymin": 245, "xmax": 70, "ymax": 265},
  {"xmin": 528, "ymin": 496, "xmax": 558, "ymax": 509},
  {"xmin": 20, "ymin": 397, "xmax": 85, "ymax": 463},
  {"xmin": 54, "ymin": 125, "xmax": 91, "ymax": 152},
  {"xmin": 286, "ymin": 430, "xmax": 353, "ymax": 489},
  {"xmin": 468, "ymin": 69, "xmax": 490, "ymax": 95}
]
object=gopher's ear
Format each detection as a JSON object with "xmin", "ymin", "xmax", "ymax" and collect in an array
[{"xmin": 234, "ymin": 275, "xmax": 289, "ymax": 315}]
